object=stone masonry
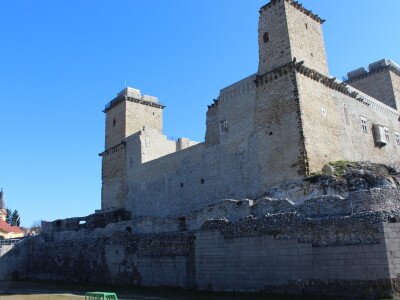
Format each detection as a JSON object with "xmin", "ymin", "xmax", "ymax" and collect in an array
[{"xmin": 99, "ymin": 0, "xmax": 400, "ymax": 218}]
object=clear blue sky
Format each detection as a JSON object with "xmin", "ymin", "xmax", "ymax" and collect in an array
[{"xmin": 1, "ymin": 0, "xmax": 399, "ymax": 227}]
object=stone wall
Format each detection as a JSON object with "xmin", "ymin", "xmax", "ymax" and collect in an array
[
  {"xmin": 0, "ymin": 241, "xmax": 29, "ymax": 280},
  {"xmin": 254, "ymin": 63, "xmax": 307, "ymax": 188},
  {"xmin": 5, "ymin": 218, "xmax": 400, "ymax": 298},
  {"xmin": 194, "ymin": 225, "xmax": 395, "ymax": 298},
  {"xmin": 296, "ymin": 66, "xmax": 400, "ymax": 174}
]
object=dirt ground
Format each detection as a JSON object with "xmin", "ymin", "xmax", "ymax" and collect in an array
[
  {"xmin": 0, "ymin": 280, "xmax": 338, "ymax": 300},
  {"xmin": 0, "ymin": 295, "xmax": 83, "ymax": 300}
]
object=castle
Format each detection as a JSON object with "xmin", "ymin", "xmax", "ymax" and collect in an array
[
  {"xmin": 100, "ymin": 0, "xmax": 400, "ymax": 217},
  {"xmin": 3, "ymin": 2, "xmax": 400, "ymax": 298}
]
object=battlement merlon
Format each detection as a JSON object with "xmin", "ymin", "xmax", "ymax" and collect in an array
[
  {"xmin": 347, "ymin": 59, "xmax": 400, "ymax": 82},
  {"xmin": 346, "ymin": 59, "xmax": 400, "ymax": 110},
  {"xmin": 260, "ymin": 0, "xmax": 325, "ymax": 24},
  {"xmin": 103, "ymin": 87, "xmax": 165, "ymax": 113}
]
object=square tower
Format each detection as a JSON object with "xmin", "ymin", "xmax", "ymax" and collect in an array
[
  {"xmin": 347, "ymin": 59, "xmax": 400, "ymax": 110},
  {"xmin": 104, "ymin": 87, "xmax": 165, "ymax": 149},
  {"xmin": 258, "ymin": 0, "xmax": 328, "ymax": 75},
  {"xmin": 100, "ymin": 87, "xmax": 165, "ymax": 210}
]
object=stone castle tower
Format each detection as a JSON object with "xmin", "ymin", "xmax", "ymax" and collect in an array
[
  {"xmin": 100, "ymin": 0, "xmax": 400, "ymax": 216},
  {"xmin": 100, "ymin": 88, "xmax": 165, "ymax": 209},
  {"xmin": 258, "ymin": 0, "xmax": 328, "ymax": 75}
]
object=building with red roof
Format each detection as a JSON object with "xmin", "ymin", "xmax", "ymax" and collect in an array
[{"xmin": 0, "ymin": 189, "xmax": 24, "ymax": 239}]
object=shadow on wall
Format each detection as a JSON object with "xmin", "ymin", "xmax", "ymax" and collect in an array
[{"xmin": 0, "ymin": 239, "xmax": 29, "ymax": 281}]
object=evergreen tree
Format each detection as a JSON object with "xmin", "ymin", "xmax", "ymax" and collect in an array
[
  {"xmin": 11, "ymin": 210, "xmax": 20, "ymax": 227},
  {"xmin": 5, "ymin": 208, "xmax": 12, "ymax": 225}
]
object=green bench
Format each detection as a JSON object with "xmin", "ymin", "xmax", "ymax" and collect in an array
[{"xmin": 85, "ymin": 292, "xmax": 118, "ymax": 300}]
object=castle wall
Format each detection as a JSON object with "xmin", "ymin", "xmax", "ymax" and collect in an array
[
  {"xmin": 194, "ymin": 226, "xmax": 394, "ymax": 297},
  {"xmin": 6, "ymin": 220, "xmax": 400, "ymax": 298},
  {"xmin": 101, "ymin": 144, "xmax": 127, "ymax": 210},
  {"xmin": 0, "ymin": 241, "xmax": 29, "ymax": 280},
  {"xmin": 296, "ymin": 72, "xmax": 400, "ymax": 173},
  {"xmin": 254, "ymin": 67, "xmax": 307, "ymax": 189},
  {"xmin": 124, "ymin": 76, "xmax": 260, "ymax": 218}
]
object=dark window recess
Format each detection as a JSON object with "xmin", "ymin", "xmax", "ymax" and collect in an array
[
  {"xmin": 305, "ymin": 23, "xmax": 308, "ymax": 29},
  {"xmin": 113, "ymin": 118, "xmax": 116, "ymax": 127},
  {"xmin": 263, "ymin": 32, "xmax": 269, "ymax": 43},
  {"xmin": 126, "ymin": 226, "xmax": 132, "ymax": 234},
  {"xmin": 180, "ymin": 182, "xmax": 184, "ymax": 188},
  {"xmin": 178, "ymin": 217, "xmax": 187, "ymax": 231},
  {"xmin": 201, "ymin": 179, "xmax": 205, "ymax": 184}
]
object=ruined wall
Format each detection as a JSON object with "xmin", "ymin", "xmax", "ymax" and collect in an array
[
  {"xmin": 0, "ymin": 241, "xmax": 29, "ymax": 280},
  {"xmin": 26, "ymin": 232, "xmax": 195, "ymax": 288},
  {"xmin": 296, "ymin": 69, "xmax": 400, "ymax": 174},
  {"xmin": 5, "ymin": 217, "xmax": 400, "ymax": 298}
]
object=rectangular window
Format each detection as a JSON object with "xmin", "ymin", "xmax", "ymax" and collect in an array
[
  {"xmin": 384, "ymin": 127, "xmax": 390, "ymax": 142},
  {"xmin": 361, "ymin": 117, "xmax": 368, "ymax": 133},
  {"xmin": 344, "ymin": 105, "xmax": 350, "ymax": 126},
  {"xmin": 219, "ymin": 120, "xmax": 228, "ymax": 135},
  {"xmin": 396, "ymin": 132, "xmax": 400, "ymax": 146}
]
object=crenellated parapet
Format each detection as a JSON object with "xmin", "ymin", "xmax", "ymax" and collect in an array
[
  {"xmin": 103, "ymin": 87, "xmax": 165, "ymax": 113},
  {"xmin": 347, "ymin": 59, "xmax": 400, "ymax": 83},
  {"xmin": 260, "ymin": 0, "xmax": 325, "ymax": 24}
]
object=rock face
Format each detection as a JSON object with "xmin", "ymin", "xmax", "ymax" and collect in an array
[
  {"xmin": 3, "ymin": 162, "xmax": 400, "ymax": 299},
  {"xmin": 263, "ymin": 161, "xmax": 400, "ymax": 204}
]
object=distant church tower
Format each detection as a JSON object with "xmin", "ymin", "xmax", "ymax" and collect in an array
[{"xmin": 0, "ymin": 188, "xmax": 7, "ymax": 222}]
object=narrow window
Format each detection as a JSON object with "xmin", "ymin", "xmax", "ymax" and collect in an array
[
  {"xmin": 395, "ymin": 132, "xmax": 400, "ymax": 146},
  {"xmin": 384, "ymin": 127, "xmax": 390, "ymax": 141},
  {"xmin": 361, "ymin": 117, "xmax": 368, "ymax": 133},
  {"xmin": 305, "ymin": 23, "xmax": 308, "ymax": 29},
  {"xmin": 200, "ymin": 179, "xmax": 205, "ymax": 184},
  {"xmin": 219, "ymin": 120, "xmax": 228, "ymax": 135},
  {"xmin": 180, "ymin": 182, "xmax": 184, "ymax": 188},
  {"xmin": 344, "ymin": 105, "xmax": 350, "ymax": 126},
  {"xmin": 321, "ymin": 108, "xmax": 326, "ymax": 117},
  {"xmin": 263, "ymin": 32, "xmax": 269, "ymax": 43},
  {"xmin": 113, "ymin": 118, "xmax": 116, "ymax": 127}
]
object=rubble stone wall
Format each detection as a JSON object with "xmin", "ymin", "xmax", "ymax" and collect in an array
[{"xmin": 3, "ymin": 220, "xmax": 400, "ymax": 298}]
